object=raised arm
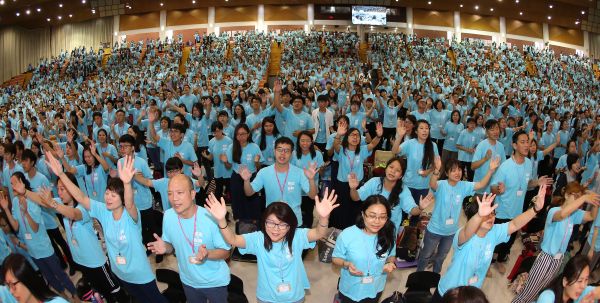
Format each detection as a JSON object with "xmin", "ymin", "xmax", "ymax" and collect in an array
[
  {"xmin": 459, "ymin": 193, "xmax": 497, "ymax": 246},
  {"xmin": 270, "ymin": 79, "xmax": 284, "ymax": 113},
  {"xmin": 509, "ymin": 183, "xmax": 546, "ymax": 234},
  {"xmin": 0, "ymin": 194, "xmax": 19, "ymax": 232},
  {"xmin": 366, "ymin": 122, "xmax": 384, "ymax": 151},
  {"xmin": 474, "ymin": 156, "xmax": 500, "ymax": 191},
  {"xmin": 89, "ymin": 140, "xmax": 110, "ymax": 171},
  {"xmin": 391, "ymin": 119, "xmax": 407, "ymax": 155},
  {"xmin": 205, "ymin": 193, "xmax": 246, "ymax": 248},
  {"xmin": 307, "ymin": 188, "xmax": 338, "ymax": 241},
  {"xmin": 430, "ymin": 156, "xmax": 442, "ymax": 191},
  {"xmin": 147, "ymin": 110, "xmax": 160, "ymax": 143},
  {"xmin": 45, "ymin": 152, "xmax": 91, "ymax": 210},
  {"xmin": 118, "ymin": 155, "xmax": 138, "ymax": 223}
]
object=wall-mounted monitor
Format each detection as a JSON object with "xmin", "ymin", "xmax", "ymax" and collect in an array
[{"xmin": 352, "ymin": 6, "xmax": 387, "ymax": 26}]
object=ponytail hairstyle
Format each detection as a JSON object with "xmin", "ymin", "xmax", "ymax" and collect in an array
[
  {"xmin": 540, "ymin": 254, "xmax": 590, "ymax": 303},
  {"xmin": 356, "ymin": 195, "xmax": 395, "ymax": 258},
  {"xmin": 416, "ymin": 119, "xmax": 434, "ymax": 170},
  {"xmin": 377, "ymin": 157, "xmax": 405, "ymax": 208}
]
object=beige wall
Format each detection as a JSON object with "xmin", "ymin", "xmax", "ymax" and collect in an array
[
  {"xmin": 215, "ymin": 6, "xmax": 258, "ymax": 23},
  {"xmin": 167, "ymin": 9, "xmax": 209, "ymax": 26},
  {"xmin": 506, "ymin": 19, "xmax": 543, "ymax": 39},
  {"xmin": 460, "ymin": 13, "xmax": 500, "ymax": 32},
  {"xmin": 120, "ymin": 12, "xmax": 160, "ymax": 31},
  {"xmin": 413, "ymin": 9, "xmax": 453, "ymax": 27},
  {"xmin": 264, "ymin": 5, "xmax": 307, "ymax": 21}
]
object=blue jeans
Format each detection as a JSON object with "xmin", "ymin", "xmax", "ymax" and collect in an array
[
  {"xmin": 33, "ymin": 253, "xmax": 76, "ymax": 295},
  {"xmin": 182, "ymin": 284, "xmax": 227, "ymax": 303},
  {"xmin": 416, "ymin": 229, "xmax": 454, "ymax": 273},
  {"xmin": 118, "ymin": 278, "xmax": 168, "ymax": 303}
]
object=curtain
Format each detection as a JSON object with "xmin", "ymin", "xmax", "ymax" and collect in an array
[
  {"xmin": 589, "ymin": 32, "xmax": 600, "ymax": 60},
  {"xmin": 0, "ymin": 17, "xmax": 114, "ymax": 83}
]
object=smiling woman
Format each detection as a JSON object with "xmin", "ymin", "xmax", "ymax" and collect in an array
[{"xmin": 2, "ymin": 253, "xmax": 68, "ymax": 303}]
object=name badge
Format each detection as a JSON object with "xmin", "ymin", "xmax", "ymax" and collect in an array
[
  {"xmin": 516, "ymin": 190, "xmax": 523, "ymax": 197},
  {"xmin": 24, "ymin": 233, "xmax": 32, "ymax": 240},
  {"xmin": 445, "ymin": 218, "xmax": 454, "ymax": 225},
  {"xmin": 468, "ymin": 275, "xmax": 479, "ymax": 285},
  {"xmin": 554, "ymin": 253, "xmax": 563, "ymax": 259},
  {"xmin": 277, "ymin": 283, "xmax": 291, "ymax": 293},
  {"xmin": 361, "ymin": 276, "xmax": 374, "ymax": 284},
  {"xmin": 71, "ymin": 238, "xmax": 78, "ymax": 246},
  {"xmin": 116, "ymin": 255, "xmax": 127, "ymax": 265}
]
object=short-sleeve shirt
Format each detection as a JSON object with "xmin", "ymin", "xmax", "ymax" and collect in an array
[
  {"xmin": 158, "ymin": 137, "xmax": 198, "ymax": 176},
  {"xmin": 491, "ymin": 157, "xmax": 533, "ymax": 219},
  {"xmin": 118, "ymin": 156, "xmax": 153, "ymax": 210},
  {"xmin": 428, "ymin": 181, "xmax": 475, "ymax": 236},
  {"xmin": 11, "ymin": 197, "xmax": 54, "ymax": 259},
  {"xmin": 473, "ymin": 139, "xmax": 506, "ymax": 193},
  {"xmin": 541, "ymin": 207, "xmax": 585, "ymax": 256},
  {"xmin": 399, "ymin": 138, "xmax": 439, "ymax": 189}
]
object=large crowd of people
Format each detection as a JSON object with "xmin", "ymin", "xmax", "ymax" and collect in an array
[{"xmin": 0, "ymin": 28, "xmax": 598, "ymax": 303}]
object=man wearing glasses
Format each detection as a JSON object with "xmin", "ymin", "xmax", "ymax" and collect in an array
[
  {"xmin": 239, "ymin": 137, "xmax": 318, "ymax": 227},
  {"xmin": 148, "ymin": 112, "xmax": 197, "ymax": 177}
]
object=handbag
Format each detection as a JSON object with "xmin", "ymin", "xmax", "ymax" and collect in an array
[
  {"xmin": 318, "ymin": 228, "xmax": 341, "ymax": 263},
  {"xmin": 381, "ymin": 291, "xmax": 407, "ymax": 303}
]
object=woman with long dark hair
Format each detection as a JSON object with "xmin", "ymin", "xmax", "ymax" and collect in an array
[
  {"xmin": 255, "ymin": 117, "xmax": 280, "ymax": 167},
  {"xmin": 2, "ymin": 253, "xmax": 68, "ymax": 303},
  {"xmin": 536, "ymin": 255, "xmax": 600, "ymax": 302},
  {"xmin": 332, "ymin": 195, "xmax": 397, "ymax": 303},
  {"xmin": 441, "ymin": 110, "xmax": 464, "ymax": 164},
  {"xmin": 58, "ymin": 143, "xmax": 109, "ymax": 203},
  {"xmin": 292, "ymin": 131, "xmax": 324, "ymax": 228},
  {"xmin": 205, "ymin": 189, "xmax": 338, "ymax": 303},
  {"xmin": 392, "ymin": 119, "xmax": 438, "ymax": 202}
]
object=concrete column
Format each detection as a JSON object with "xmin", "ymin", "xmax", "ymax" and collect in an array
[
  {"xmin": 357, "ymin": 25, "xmax": 366, "ymax": 43},
  {"xmin": 543, "ymin": 23, "xmax": 549, "ymax": 44},
  {"xmin": 257, "ymin": 4, "xmax": 265, "ymax": 32},
  {"xmin": 113, "ymin": 15, "xmax": 119, "ymax": 44},
  {"xmin": 584, "ymin": 30, "xmax": 590, "ymax": 56},
  {"xmin": 499, "ymin": 16, "xmax": 507, "ymax": 43},
  {"xmin": 453, "ymin": 11, "xmax": 461, "ymax": 41},
  {"xmin": 307, "ymin": 4, "xmax": 314, "ymax": 31},
  {"xmin": 208, "ymin": 7, "xmax": 215, "ymax": 34},
  {"xmin": 159, "ymin": 10, "xmax": 166, "ymax": 41},
  {"xmin": 406, "ymin": 7, "xmax": 414, "ymax": 35}
]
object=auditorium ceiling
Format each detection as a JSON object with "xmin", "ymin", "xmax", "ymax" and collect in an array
[{"xmin": 0, "ymin": 0, "xmax": 596, "ymax": 30}]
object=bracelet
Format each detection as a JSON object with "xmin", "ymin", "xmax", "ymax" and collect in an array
[
  {"xmin": 318, "ymin": 221, "xmax": 329, "ymax": 228},
  {"xmin": 432, "ymin": 171, "xmax": 440, "ymax": 176},
  {"xmin": 532, "ymin": 205, "xmax": 541, "ymax": 214},
  {"xmin": 218, "ymin": 221, "xmax": 229, "ymax": 229}
]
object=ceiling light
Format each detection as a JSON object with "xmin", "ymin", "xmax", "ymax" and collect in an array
[
  {"xmin": 515, "ymin": 0, "xmax": 519, "ymax": 3},
  {"xmin": 549, "ymin": 4, "xmax": 553, "ymax": 8},
  {"xmin": 428, "ymin": 1, "xmax": 432, "ymax": 4},
  {"xmin": 36, "ymin": 8, "xmax": 41, "ymax": 12},
  {"xmin": 91, "ymin": 9, "xmax": 95, "ymax": 13},
  {"xmin": 547, "ymin": 16, "xmax": 551, "ymax": 20},
  {"xmin": 15, "ymin": 12, "xmax": 19, "ymax": 16},
  {"xmin": 69, "ymin": 14, "xmax": 72, "ymax": 17},
  {"xmin": 159, "ymin": 2, "xmax": 163, "ymax": 6},
  {"xmin": 575, "ymin": 21, "xmax": 580, "ymax": 24},
  {"xmin": 460, "ymin": 4, "xmax": 463, "ymax": 7},
  {"xmin": 25, "ymin": 9, "xmax": 30, "ymax": 14},
  {"xmin": 58, "ymin": 15, "xmax": 62, "ymax": 20},
  {"xmin": 519, "ymin": 11, "xmax": 523, "ymax": 15},
  {"xmin": 0, "ymin": 1, "xmax": 4, "ymax": 5},
  {"xmin": 582, "ymin": 10, "xmax": 586, "ymax": 15},
  {"xmin": 474, "ymin": 5, "xmax": 479, "ymax": 10},
  {"xmin": 47, "ymin": 18, "xmax": 51, "ymax": 21},
  {"xmin": 82, "ymin": 0, "xmax": 86, "ymax": 2},
  {"xmin": 58, "ymin": 3, "xmax": 63, "ymax": 7},
  {"xmin": 490, "ymin": 8, "xmax": 494, "ymax": 11},
  {"xmin": 192, "ymin": 0, "xmax": 195, "ymax": 3}
]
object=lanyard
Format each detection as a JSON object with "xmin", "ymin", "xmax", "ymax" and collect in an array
[
  {"xmin": 18, "ymin": 201, "xmax": 29, "ymax": 234},
  {"xmin": 365, "ymin": 234, "xmax": 377, "ymax": 276},
  {"xmin": 559, "ymin": 216, "xmax": 572, "ymax": 253},
  {"xmin": 68, "ymin": 218, "xmax": 76, "ymax": 241},
  {"xmin": 89, "ymin": 167, "xmax": 96, "ymax": 193},
  {"xmin": 113, "ymin": 215, "xmax": 124, "ymax": 255},
  {"xmin": 177, "ymin": 207, "xmax": 198, "ymax": 254},
  {"xmin": 275, "ymin": 167, "xmax": 290, "ymax": 201},
  {"xmin": 345, "ymin": 150, "xmax": 356, "ymax": 173}
]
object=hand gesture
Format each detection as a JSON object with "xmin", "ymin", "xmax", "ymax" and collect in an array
[
  {"xmin": 205, "ymin": 193, "xmax": 228, "ymax": 221},
  {"xmin": 477, "ymin": 192, "xmax": 498, "ymax": 217},
  {"xmin": 433, "ymin": 155, "xmax": 442, "ymax": 171},
  {"xmin": 375, "ymin": 122, "xmax": 384, "ymax": 138},
  {"xmin": 419, "ymin": 192, "xmax": 435, "ymax": 210},
  {"xmin": 147, "ymin": 233, "xmax": 167, "ymax": 255},
  {"xmin": 489, "ymin": 156, "xmax": 500, "ymax": 171},
  {"xmin": 45, "ymin": 152, "xmax": 64, "ymax": 176},
  {"xmin": 581, "ymin": 190, "xmax": 600, "ymax": 207},
  {"xmin": 337, "ymin": 121, "xmax": 348, "ymax": 137},
  {"xmin": 66, "ymin": 131, "xmax": 74, "ymax": 143},
  {"xmin": 348, "ymin": 172, "xmax": 359, "ymax": 190},
  {"xmin": 219, "ymin": 154, "xmax": 228, "ymax": 163},
  {"xmin": 89, "ymin": 140, "xmax": 99, "ymax": 157},
  {"xmin": 148, "ymin": 110, "xmax": 157, "ymax": 123},
  {"xmin": 303, "ymin": 162, "xmax": 318, "ymax": 180},
  {"xmin": 347, "ymin": 262, "xmax": 363, "ymax": 276},
  {"xmin": 192, "ymin": 162, "xmax": 202, "ymax": 177},
  {"xmin": 485, "ymin": 149, "xmax": 492, "ymax": 160},
  {"xmin": 273, "ymin": 79, "xmax": 282, "ymax": 95},
  {"xmin": 396, "ymin": 119, "xmax": 406, "ymax": 138},
  {"xmin": 195, "ymin": 244, "xmax": 208, "ymax": 264},
  {"xmin": 174, "ymin": 152, "xmax": 183, "ymax": 160},
  {"xmin": 12, "ymin": 177, "xmax": 26, "ymax": 196},
  {"xmin": 53, "ymin": 145, "xmax": 65, "ymax": 159},
  {"xmin": 537, "ymin": 175, "xmax": 553, "ymax": 187},
  {"xmin": 314, "ymin": 187, "xmax": 339, "ymax": 219},
  {"xmin": 534, "ymin": 182, "xmax": 548, "ymax": 211},
  {"xmin": 383, "ymin": 261, "xmax": 396, "ymax": 274},
  {"xmin": 496, "ymin": 181, "xmax": 505, "ymax": 194},
  {"xmin": 0, "ymin": 193, "xmax": 9, "ymax": 210},
  {"xmin": 118, "ymin": 155, "xmax": 137, "ymax": 184},
  {"xmin": 238, "ymin": 165, "xmax": 252, "ymax": 181},
  {"xmin": 201, "ymin": 150, "xmax": 210, "ymax": 159}
]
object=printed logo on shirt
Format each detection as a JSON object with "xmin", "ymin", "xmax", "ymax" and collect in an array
[
  {"xmin": 193, "ymin": 231, "xmax": 203, "ymax": 246},
  {"xmin": 118, "ymin": 229, "xmax": 127, "ymax": 243},
  {"xmin": 287, "ymin": 181, "xmax": 295, "ymax": 192}
]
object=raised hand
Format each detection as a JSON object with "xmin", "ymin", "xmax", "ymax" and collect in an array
[
  {"xmin": 53, "ymin": 145, "xmax": 65, "ymax": 159},
  {"xmin": 303, "ymin": 162, "xmax": 318, "ymax": 180},
  {"xmin": 0, "ymin": 193, "xmax": 9, "ymax": 210},
  {"xmin": 477, "ymin": 192, "xmax": 498, "ymax": 217},
  {"xmin": 485, "ymin": 149, "xmax": 492, "ymax": 160},
  {"xmin": 118, "ymin": 155, "xmax": 137, "ymax": 184},
  {"xmin": 348, "ymin": 172, "xmax": 359, "ymax": 190},
  {"xmin": 337, "ymin": 121, "xmax": 348, "ymax": 137},
  {"xmin": 12, "ymin": 177, "xmax": 26, "ymax": 196},
  {"xmin": 148, "ymin": 110, "xmax": 157, "ymax": 123},
  {"xmin": 314, "ymin": 187, "xmax": 338, "ymax": 219},
  {"xmin": 537, "ymin": 175, "xmax": 553, "ymax": 187},
  {"xmin": 582, "ymin": 190, "xmax": 600, "ymax": 207},
  {"xmin": 433, "ymin": 155, "xmax": 442, "ymax": 171},
  {"xmin": 146, "ymin": 233, "xmax": 167, "ymax": 255},
  {"xmin": 396, "ymin": 119, "xmax": 406, "ymax": 138},
  {"xmin": 273, "ymin": 79, "xmax": 282, "ymax": 95},
  {"xmin": 419, "ymin": 192, "xmax": 435, "ymax": 210},
  {"xmin": 204, "ymin": 193, "xmax": 227, "ymax": 221},
  {"xmin": 89, "ymin": 140, "xmax": 99, "ymax": 156},
  {"xmin": 497, "ymin": 182, "xmax": 506, "ymax": 194},
  {"xmin": 191, "ymin": 162, "xmax": 202, "ymax": 177},
  {"xmin": 489, "ymin": 156, "xmax": 500, "ymax": 171},
  {"xmin": 238, "ymin": 165, "xmax": 252, "ymax": 181},
  {"xmin": 534, "ymin": 182, "xmax": 547, "ymax": 211},
  {"xmin": 375, "ymin": 122, "xmax": 384, "ymax": 138},
  {"xmin": 45, "ymin": 152, "xmax": 64, "ymax": 176}
]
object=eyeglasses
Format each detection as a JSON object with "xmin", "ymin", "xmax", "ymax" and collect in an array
[
  {"xmin": 119, "ymin": 144, "xmax": 132, "ymax": 149},
  {"xmin": 5, "ymin": 280, "xmax": 20, "ymax": 291},
  {"xmin": 275, "ymin": 147, "xmax": 291, "ymax": 154},
  {"xmin": 236, "ymin": 132, "xmax": 249, "ymax": 137},
  {"xmin": 265, "ymin": 220, "xmax": 290, "ymax": 230},
  {"xmin": 364, "ymin": 213, "xmax": 388, "ymax": 222}
]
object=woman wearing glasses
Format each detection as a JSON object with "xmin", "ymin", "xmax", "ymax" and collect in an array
[
  {"xmin": 3, "ymin": 253, "xmax": 66, "ymax": 303},
  {"xmin": 205, "ymin": 188, "xmax": 338, "ymax": 303},
  {"xmin": 332, "ymin": 195, "xmax": 397, "ymax": 303}
]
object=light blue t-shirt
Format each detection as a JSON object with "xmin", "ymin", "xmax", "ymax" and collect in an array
[
  {"xmin": 491, "ymin": 157, "xmax": 533, "ymax": 219},
  {"xmin": 161, "ymin": 206, "xmax": 231, "ymax": 288},
  {"xmin": 239, "ymin": 228, "xmax": 316, "ymax": 303},
  {"xmin": 11, "ymin": 197, "xmax": 54, "ymax": 259},
  {"xmin": 0, "ymin": 285, "xmax": 16, "ymax": 303},
  {"xmin": 333, "ymin": 225, "xmax": 396, "ymax": 302},
  {"xmin": 356, "ymin": 178, "xmax": 416, "ymax": 232},
  {"xmin": 226, "ymin": 142, "xmax": 264, "ymax": 173},
  {"xmin": 2, "ymin": 162, "xmax": 23, "ymax": 202},
  {"xmin": 428, "ymin": 181, "xmax": 475, "ymax": 236},
  {"xmin": 587, "ymin": 208, "xmax": 600, "ymax": 252},
  {"xmin": 473, "ymin": 139, "xmax": 506, "ymax": 193},
  {"xmin": 61, "ymin": 202, "xmax": 106, "ymax": 268},
  {"xmin": 279, "ymin": 108, "xmax": 314, "ymax": 140},
  {"xmin": 443, "ymin": 122, "xmax": 464, "ymax": 152},
  {"xmin": 89, "ymin": 199, "xmax": 155, "ymax": 284},
  {"xmin": 291, "ymin": 151, "xmax": 324, "ymax": 194},
  {"xmin": 541, "ymin": 207, "xmax": 584, "ymax": 256},
  {"xmin": 456, "ymin": 129, "xmax": 478, "ymax": 162},
  {"xmin": 582, "ymin": 152, "xmax": 599, "ymax": 187},
  {"xmin": 158, "ymin": 137, "xmax": 198, "ymax": 177},
  {"xmin": 399, "ymin": 138, "xmax": 439, "ymax": 189},
  {"xmin": 208, "ymin": 136, "xmax": 233, "ymax": 178},
  {"xmin": 25, "ymin": 171, "xmax": 58, "ymax": 230},
  {"xmin": 118, "ymin": 156, "xmax": 153, "ymax": 210},
  {"xmin": 335, "ymin": 147, "xmax": 372, "ymax": 182},
  {"xmin": 429, "ymin": 109, "xmax": 449, "ymax": 139},
  {"xmin": 96, "ymin": 143, "xmax": 119, "ymax": 169},
  {"xmin": 536, "ymin": 286, "xmax": 596, "ymax": 303},
  {"xmin": 437, "ymin": 223, "xmax": 510, "ymax": 296},
  {"xmin": 75, "ymin": 165, "xmax": 108, "ymax": 203},
  {"xmin": 251, "ymin": 164, "xmax": 310, "ymax": 226}
]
